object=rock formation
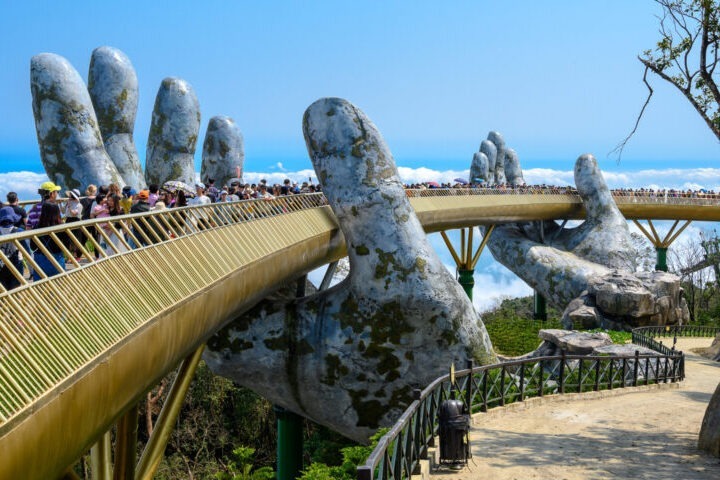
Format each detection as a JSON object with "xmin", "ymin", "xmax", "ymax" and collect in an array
[
  {"xmin": 700, "ymin": 381, "xmax": 720, "ymax": 457},
  {"xmin": 204, "ymin": 98, "xmax": 496, "ymax": 442},
  {"xmin": 145, "ymin": 78, "xmax": 200, "ymax": 187},
  {"xmin": 31, "ymin": 53, "xmax": 124, "ymax": 189},
  {"xmin": 88, "ymin": 46, "xmax": 146, "ymax": 189},
  {"xmin": 201, "ymin": 116, "xmax": 244, "ymax": 187},
  {"xmin": 477, "ymin": 135, "xmax": 689, "ymax": 330}
]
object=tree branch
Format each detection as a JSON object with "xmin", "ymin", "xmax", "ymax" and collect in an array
[
  {"xmin": 641, "ymin": 56, "xmax": 720, "ymax": 140},
  {"xmin": 609, "ymin": 65, "xmax": 654, "ymax": 162}
]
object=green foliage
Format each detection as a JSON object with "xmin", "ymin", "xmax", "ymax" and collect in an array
[
  {"xmin": 299, "ymin": 428, "xmax": 388, "ymax": 480},
  {"xmin": 586, "ymin": 328, "xmax": 632, "ymax": 344},
  {"xmin": 215, "ymin": 447, "xmax": 275, "ymax": 480},
  {"xmin": 481, "ymin": 296, "xmax": 562, "ymax": 355}
]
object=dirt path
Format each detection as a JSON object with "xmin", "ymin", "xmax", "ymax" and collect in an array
[{"xmin": 432, "ymin": 338, "xmax": 720, "ymax": 480}]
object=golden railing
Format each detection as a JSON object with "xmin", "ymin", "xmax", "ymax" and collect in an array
[{"xmin": 1, "ymin": 188, "xmax": 720, "ymax": 479}]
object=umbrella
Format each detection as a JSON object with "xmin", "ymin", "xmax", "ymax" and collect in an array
[
  {"xmin": 426, "ymin": 181, "xmax": 440, "ymax": 188},
  {"xmin": 453, "ymin": 178, "xmax": 468, "ymax": 185},
  {"xmin": 162, "ymin": 180, "xmax": 196, "ymax": 197}
]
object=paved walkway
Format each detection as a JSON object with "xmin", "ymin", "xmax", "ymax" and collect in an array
[{"xmin": 432, "ymin": 338, "xmax": 720, "ymax": 480}]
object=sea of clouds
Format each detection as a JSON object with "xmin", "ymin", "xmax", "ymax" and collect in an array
[{"xmin": 4, "ymin": 166, "xmax": 717, "ymax": 313}]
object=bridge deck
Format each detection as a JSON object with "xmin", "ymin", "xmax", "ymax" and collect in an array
[{"xmin": 0, "ymin": 190, "xmax": 718, "ymax": 479}]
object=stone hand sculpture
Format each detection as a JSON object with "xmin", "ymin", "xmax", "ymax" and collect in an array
[
  {"xmin": 479, "ymin": 133, "xmax": 688, "ymax": 329},
  {"xmin": 204, "ymin": 98, "xmax": 496, "ymax": 442},
  {"xmin": 470, "ymin": 131, "xmax": 524, "ymax": 186},
  {"xmin": 88, "ymin": 46, "xmax": 146, "ymax": 189},
  {"xmin": 31, "ymin": 47, "xmax": 244, "ymax": 190},
  {"xmin": 201, "ymin": 116, "xmax": 244, "ymax": 187}
]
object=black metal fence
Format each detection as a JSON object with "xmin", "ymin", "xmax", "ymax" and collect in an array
[{"xmin": 356, "ymin": 325, "xmax": 719, "ymax": 480}]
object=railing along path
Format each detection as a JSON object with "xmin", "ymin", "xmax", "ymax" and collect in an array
[{"xmin": 356, "ymin": 325, "xmax": 720, "ymax": 480}]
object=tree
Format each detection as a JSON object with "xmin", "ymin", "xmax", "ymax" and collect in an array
[{"xmin": 613, "ymin": 0, "xmax": 720, "ymax": 158}]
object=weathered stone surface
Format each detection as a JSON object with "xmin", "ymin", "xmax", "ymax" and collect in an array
[
  {"xmin": 538, "ymin": 329, "xmax": 612, "ymax": 354},
  {"xmin": 469, "ymin": 151, "xmax": 488, "ymax": 184},
  {"xmin": 481, "ymin": 145, "xmax": 689, "ymax": 330},
  {"xmin": 204, "ymin": 98, "xmax": 496, "ymax": 442},
  {"xmin": 504, "ymin": 148, "xmax": 524, "ymax": 186},
  {"xmin": 88, "ymin": 46, "xmax": 145, "ymax": 189},
  {"xmin": 145, "ymin": 78, "xmax": 200, "ymax": 186},
  {"xmin": 699, "ymin": 381, "xmax": 720, "ymax": 457},
  {"xmin": 201, "ymin": 116, "xmax": 244, "ymax": 187},
  {"xmin": 707, "ymin": 333, "xmax": 720, "ymax": 362},
  {"xmin": 488, "ymin": 131, "xmax": 506, "ymax": 185},
  {"xmin": 562, "ymin": 271, "xmax": 689, "ymax": 330},
  {"xmin": 479, "ymin": 140, "xmax": 497, "ymax": 183},
  {"xmin": 592, "ymin": 344, "xmax": 656, "ymax": 356},
  {"xmin": 31, "ymin": 53, "xmax": 123, "ymax": 189}
]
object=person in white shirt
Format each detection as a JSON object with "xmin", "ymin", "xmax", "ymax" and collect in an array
[{"xmin": 190, "ymin": 182, "xmax": 212, "ymax": 229}]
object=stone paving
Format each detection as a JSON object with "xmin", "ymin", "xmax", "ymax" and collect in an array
[{"xmin": 431, "ymin": 338, "xmax": 720, "ymax": 480}]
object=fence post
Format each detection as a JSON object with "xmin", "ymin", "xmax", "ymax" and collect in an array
[
  {"xmin": 539, "ymin": 359, "xmax": 544, "ymax": 397},
  {"xmin": 499, "ymin": 365, "xmax": 506, "ymax": 407},
  {"xmin": 608, "ymin": 358, "xmax": 613, "ymax": 390},
  {"xmin": 356, "ymin": 466, "xmax": 372, "ymax": 480},
  {"xmin": 559, "ymin": 351, "xmax": 566, "ymax": 395},
  {"xmin": 465, "ymin": 360, "xmax": 473, "ymax": 415},
  {"xmin": 633, "ymin": 351, "xmax": 639, "ymax": 387},
  {"xmin": 519, "ymin": 363, "xmax": 526, "ymax": 401},
  {"xmin": 594, "ymin": 359, "xmax": 600, "ymax": 391},
  {"xmin": 481, "ymin": 370, "xmax": 488, "ymax": 412},
  {"xmin": 621, "ymin": 358, "xmax": 627, "ymax": 387}
]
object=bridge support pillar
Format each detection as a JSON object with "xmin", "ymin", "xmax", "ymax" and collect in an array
[
  {"xmin": 533, "ymin": 291, "xmax": 547, "ymax": 321},
  {"xmin": 90, "ymin": 432, "xmax": 112, "ymax": 480},
  {"xmin": 656, "ymin": 246, "xmax": 668, "ymax": 272},
  {"xmin": 458, "ymin": 269, "xmax": 475, "ymax": 300},
  {"xmin": 633, "ymin": 219, "xmax": 691, "ymax": 272},
  {"xmin": 135, "ymin": 345, "xmax": 205, "ymax": 480},
  {"xmin": 275, "ymin": 407, "xmax": 304, "ymax": 480},
  {"xmin": 113, "ymin": 404, "xmax": 138, "ymax": 480},
  {"xmin": 441, "ymin": 225, "xmax": 494, "ymax": 301}
]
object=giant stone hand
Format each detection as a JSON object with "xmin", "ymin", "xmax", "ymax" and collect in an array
[
  {"xmin": 204, "ymin": 98, "xmax": 496, "ymax": 442},
  {"xmin": 475, "ymin": 132, "xmax": 689, "ymax": 330},
  {"xmin": 31, "ymin": 47, "xmax": 243, "ymax": 190}
]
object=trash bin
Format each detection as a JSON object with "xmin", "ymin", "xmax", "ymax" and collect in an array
[{"xmin": 438, "ymin": 398, "xmax": 470, "ymax": 466}]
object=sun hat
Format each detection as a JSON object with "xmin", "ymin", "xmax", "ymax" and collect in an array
[
  {"xmin": 136, "ymin": 190, "xmax": 150, "ymax": 201},
  {"xmin": 0, "ymin": 206, "xmax": 21, "ymax": 225},
  {"xmin": 40, "ymin": 181, "xmax": 62, "ymax": 192},
  {"xmin": 66, "ymin": 188, "xmax": 81, "ymax": 200}
]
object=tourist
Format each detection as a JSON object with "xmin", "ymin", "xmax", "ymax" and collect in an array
[
  {"xmin": 148, "ymin": 184, "xmax": 160, "ymax": 207},
  {"xmin": 120, "ymin": 186, "xmax": 135, "ymax": 214},
  {"xmin": 64, "ymin": 188, "xmax": 83, "ymax": 259},
  {"xmin": 190, "ymin": 182, "xmax": 212, "ymax": 229},
  {"xmin": 5, "ymin": 192, "xmax": 27, "ymax": 228},
  {"xmin": 27, "ymin": 181, "xmax": 62, "ymax": 229},
  {"xmin": 80, "ymin": 185, "xmax": 97, "ymax": 220},
  {"xmin": 130, "ymin": 190, "xmax": 152, "ymax": 245},
  {"xmin": 0, "ymin": 206, "xmax": 23, "ymax": 290},
  {"xmin": 32, "ymin": 203, "xmax": 67, "ymax": 281},
  {"xmin": 206, "ymin": 178, "xmax": 219, "ymax": 203}
]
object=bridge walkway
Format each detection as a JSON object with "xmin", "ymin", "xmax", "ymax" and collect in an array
[
  {"xmin": 433, "ymin": 338, "xmax": 720, "ymax": 480},
  {"xmin": 1, "ymin": 189, "xmax": 720, "ymax": 479}
]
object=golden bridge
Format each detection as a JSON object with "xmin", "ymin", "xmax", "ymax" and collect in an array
[{"xmin": 0, "ymin": 189, "xmax": 718, "ymax": 479}]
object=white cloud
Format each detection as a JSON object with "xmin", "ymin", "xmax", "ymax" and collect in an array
[{"xmin": 0, "ymin": 171, "xmax": 49, "ymax": 201}]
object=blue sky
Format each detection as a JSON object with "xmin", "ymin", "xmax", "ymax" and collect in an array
[
  {"xmin": 1, "ymin": 0, "xmax": 718, "ymax": 175},
  {"xmin": 2, "ymin": 1, "xmax": 719, "ymax": 310}
]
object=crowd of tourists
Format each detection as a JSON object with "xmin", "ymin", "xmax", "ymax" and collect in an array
[
  {"xmin": 0, "ymin": 177, "xmax": 323, "ymax": 291},
  {"xmin": 404, "ymin": 181, "xmax": 720, "ymax": 198}
]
